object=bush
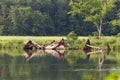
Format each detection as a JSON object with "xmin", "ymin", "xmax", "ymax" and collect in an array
[
  {"xmin": 109, "ymin": 39, "xmax": 116, "ymax": 44},
  {"xmin": 116, "ymin": 33, "xmax": 120, "ymax": 37},
  {"xmin": 66, "ymin": 31, "xmax": 78, "ymax": 47},
  {"xmin": 66, "ymin": 31, "xmax": 78, "ymax": 41}
]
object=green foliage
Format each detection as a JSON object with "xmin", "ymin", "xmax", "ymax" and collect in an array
[
  {"xmin": 92, "ymin": 31, "xmax": 98, "ymax": 36},
  {"xmin": 66, "ymin": 31, "xmax": 82, "ymax": 48},
  {"xmin": 67, "ymin": 31, "xmax": 78, "ymax": 41},
  {"xmin": 0, "ymin": 36, "xmax": 119, "ymax": 50},
  {"xmin": 69, "ymin": 0, "xmax": 115, "ymax": 23},
  {"xmin": 69, "ymin": 0, "xmax": 116, "ymax": 37},
  {"xmin": 111, "ymin": 19, "xmax": 120, "ymax": 26},
  {"xmin": 0, "ymin": 25, "xmax": 3, "ymax": 35},
  {"xmin": 116, "ymin": 33, "xmax": 120, "ymax": 37},
  {"xmin": 0, "ymin": 0, "xmax": 119, "ymax": 36},
  {"xmin": 105, "ymin": 71, "xmax": 120, "ymax": 80},
  {"xmin": 109, "ymin": 39, "xmax": 116, "ymax": 45},
  {"xmin": 9, "ymin": 6, "xmax": 54, "ymax": 35},
  {"xmin": 9, "ymin": 6, "xmax": 32, "ymax": 35}
]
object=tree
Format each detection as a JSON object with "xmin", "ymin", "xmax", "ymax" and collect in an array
[
  {"xmin": 0, "ymin": 25, "xmax": 3, "ymax": 35},
  {"xmin": 68, "ymin": 0, "xmax": 116, "ymax": 38},
  {"xmin": 111, "ymin": 19, "xmax": 120, "ymax": 26},
  {"xmin": 9, "ymin": 6, "xmax": 32, "ymax": 35},
  {"xmin": 111, "ymin": 0, "xmax": 120, "ymax": 26},
  {"xmin": 9, "ymin": 6, "xmax": 54, "ymax": 35},
  {"xmin": 111, "ymin": 10, "xmax": 120, "ymax": 26},
  {"xmin": 31, "ymin": 11, "xmax": 54, "ymax": 35}
]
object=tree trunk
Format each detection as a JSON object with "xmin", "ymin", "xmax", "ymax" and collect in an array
[
  {"xmin": 96, "ymin": 25, "xmax": 101, "ymax": 38},
  {"xmin": 96, "ymin": 18, "xmax": 102, "ymax": 38},
  {"xmin": 98, "ymin": 29, "xmax": 101, "ymax": 38}
]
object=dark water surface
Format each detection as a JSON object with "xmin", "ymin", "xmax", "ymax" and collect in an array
[{"xmin": 0, "ymin": 48, "xmax": 120, "ymax": 80}]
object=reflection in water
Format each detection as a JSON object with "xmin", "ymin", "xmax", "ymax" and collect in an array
[
  {"xmin": 1, "ymin": 48, "xmax": 120, "ymax": 80},
  {"xmin": 44, "ymin": 50, "xmax": 65, "ymax": 59},
  {"xmin": 24, "ymin": 48, "xmax": 110, "ymax": 72},
  {"xmin": 24, "ymin": 49, "xmax": 43, "ymax": 61},
  {"xmin": 84, "ymin": 49, "xmax": 102, "ymax": 80},
  {"xmin": 23, "ymin": 49, "xmax": 68, "ymax": 61},
  {"xmin": 84, "ymin": 49, "xmax": 111, "ymax": 80},
  {"xmin": 84, "ymin": 49, "xmax": 108, "ymax": 70}
]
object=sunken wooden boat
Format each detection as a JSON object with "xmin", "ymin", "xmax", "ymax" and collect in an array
[
  {"xmin": 44, "ymin": 39, "xmax": 65, "ymax": 50},
  {"xmin": 23, "ymin": 39, "xmax": 65, "ymax": 50},
  {"xmin": 23, "ymin": 40, "xmax": 43, "ymax": 49}
]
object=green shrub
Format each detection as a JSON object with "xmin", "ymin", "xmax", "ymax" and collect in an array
[
  {"xmin": 116, "ymin": 33, "xmax": 120, "ymax": 37},
  {"xmin": 92, "ymin": 31, "xmax": 98, "ymax": 36},
  {"xmin": 95, "ymin": 41, "xmax": 102, "ymax": 46},
  {"xmin": 66, "ymin": 31, "xmax": 78, "ymax": 41},
  {"xmin": 66, "ymin": 31, "xmax": 79, "ymax": 48},
  {"xmin": 109, "ymin": 39, "xmax": 116, "ymax": 44}
]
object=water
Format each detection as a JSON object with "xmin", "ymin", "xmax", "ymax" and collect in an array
[{"xmin": 0, "ymin": 48, "xmax": 120, "ymax": 80}]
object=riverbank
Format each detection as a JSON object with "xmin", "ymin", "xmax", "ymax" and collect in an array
[{"xmin": 0, "ymin": 36, "xmax": 119, "ymax": 50}]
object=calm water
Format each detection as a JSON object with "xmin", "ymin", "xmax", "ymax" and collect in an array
[{"xmin": 0, "ymin": 48, "xmax": 120, "ymax": 80}]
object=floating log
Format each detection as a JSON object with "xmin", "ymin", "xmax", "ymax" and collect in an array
[{"xmin": 84, "ymin": 39, "xmax": 111, "ymax": 51}]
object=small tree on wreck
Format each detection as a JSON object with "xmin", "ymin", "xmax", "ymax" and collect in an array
[{"xmin": 68, "ymin": 0, "xmax": 116, "ymax": 38}]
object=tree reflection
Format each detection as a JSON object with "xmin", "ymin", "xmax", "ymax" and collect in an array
[
  {"xmin": 84, "ymin": 49, "xmax": 111, "ymax": 80},
  {"xmin": 0, "ymin": 48, "xmax": 120, "ymax": 80},
  {"xmin": 84, "ymin": 49, "xmax": 105, "ymax": 70}
]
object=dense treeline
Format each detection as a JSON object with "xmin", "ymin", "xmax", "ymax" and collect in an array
[{"xmin": 0, "ymin": 0, "xmax": 120, "ymax": 36}]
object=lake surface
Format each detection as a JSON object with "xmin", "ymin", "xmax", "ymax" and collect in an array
[{"xmin": 0, "ymin": 48, "xmax": 120, "ymax": 80}]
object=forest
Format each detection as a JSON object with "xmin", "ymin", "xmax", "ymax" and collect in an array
[{"xmin": 0, "ymin": 0, "xmax": 120, "ymax": 36}]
